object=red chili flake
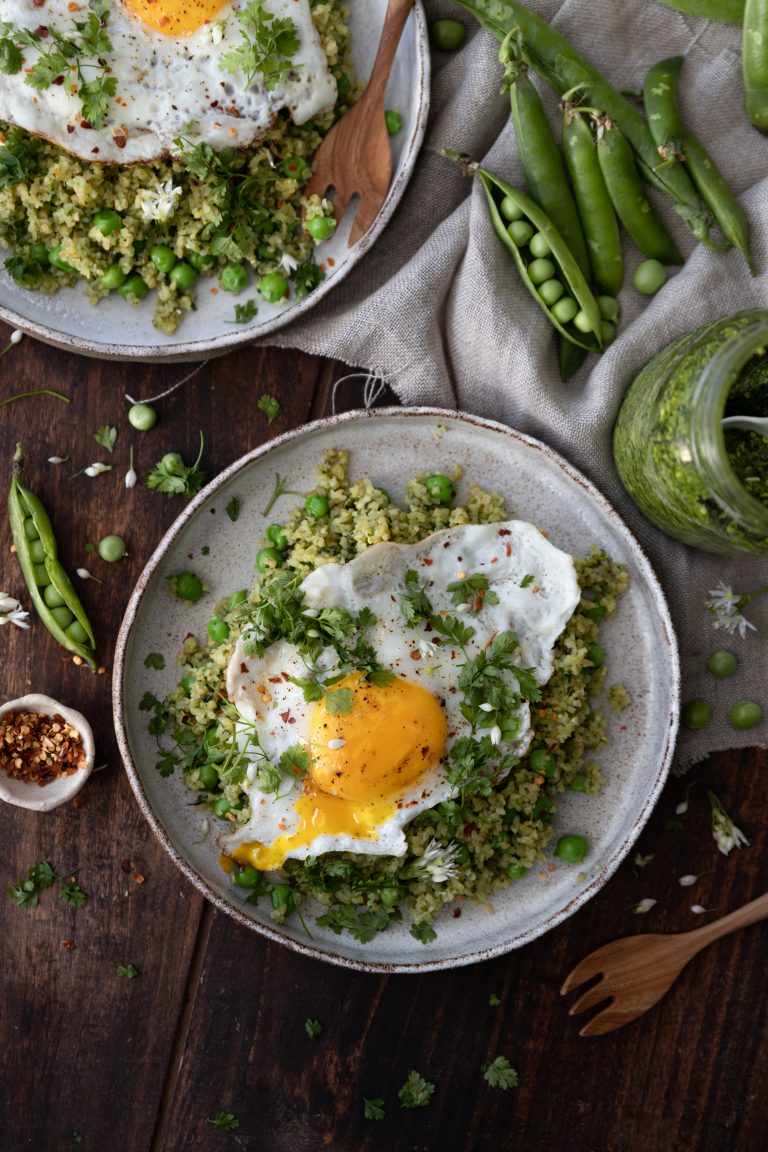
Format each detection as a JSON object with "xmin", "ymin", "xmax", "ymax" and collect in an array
[
  {"xmin": 490, "ymin": 556, "xmax": 498, "ymax": 564},
  {"xmin": 409, "ymin": 649, "xmax": 421, "ymax": 660},
  {"xmin": 120, "ymin": 859, "xmax": 133, "ymax": 873},
  {"xmin": 52, "ymin": 75, "xmax": 65, "ymax": 85},
  {"xmin": 327, "ymin": 257, "xmax": 335, "ymax": 267},
  {"xmin": 67, "ymin": 125, "xmax": 75, "ymax": 134},
  {"xmin": 34, "ymin": 24, "xmax": 49, "ymax": 35},
  {"xmin": 505, "ymin": 542, "xmax": 512, "ymax": 557},
  {"xmin": 113, "ymin": 134, "xmax": 127, "ymax": 150},
  {"xmin": 288, "ymin": 717, "xmax": 296, "ymax": 724},
  {"xmin": 472, "ymin": 589, "xmax": 485, "ymax": 612},
  {"xmin": 240, "ymin": 663, "xmax": 248, "ymax": 674},
  {"xmin": 62, "ymin": 939, "xmax": 77, "ymax": 950},
  {"xmin": 133, "ymin": 874, "xmax": 145, "ymax": 885},
  {"xmin": 452, "ymin": 908, "xmax": 462, "ymax": 919},
  {"xmin": 280, "ymin": 710, "xmax": 292, "ymax": 723},
  {"xmin": 443, "ymin": 541, "xmax": 450, "ymax": 549},
  {"xmin": 422, "ymin": 557, "xmax": 434, "ymax": 567},
  {"xmin": 281, "ymin": 672, "xmax": 291, "ymax": 681},
  {"xmin": 464, "ymin": 823, "xmax": 478, "ymax": 837},
  {"xmin": 80, "ymin": 120, "xmax": 92, "ymax": 130},
  {"xmin": 268, "ymin": 676, "xmax": 282, "ymax": 684},
  {"xmin": 498, "ymin": 529, "xmax": 512, "ymax": 537}
]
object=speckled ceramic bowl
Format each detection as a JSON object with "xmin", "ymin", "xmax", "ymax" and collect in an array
[
  {"xmin": 0, "ymin": 693, "xmax": 95, "ymax": 811},
  {"xmin": 0, "ymin": 2, "xmax": 429, "ymax": 361},
  {"xmin": 113, "ymin": 409, "xmax": 680, "ymax": 972}
]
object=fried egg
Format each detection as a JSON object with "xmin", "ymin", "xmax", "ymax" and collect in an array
[
  {"xmin": 0, "ymin": 0, "xmax": 336, "ymax": 161},
  {"xmin": 221, "ymin": 520, "xmax": 581, "ymax": 872}
]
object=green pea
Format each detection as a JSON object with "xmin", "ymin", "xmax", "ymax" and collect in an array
[
  {"xmin": 424, "ymin": 473, "xmax": 455, "ymax": 505},
  {"xmin": 219, "ymin": 263, "xmax": 249, "ymax": 294},
  {"xmin": 265, "ymin": 524, "xmax": 288, "ymax": 551},
  {"xmin": 98, "ymin": 534, "xmax": 127, "ymax": 562},
  {"xmin": 92, "ymin": 209, "xmax": 122, "ymax": 235},
  {"xmin": 128, "ymin": 403, "xmax": 157, "ymax": 431},
  {"xmin": 633, "ymin": 258, "xmax": 667, "ymax": 295},
  {"xmin": 213, "ymin": 796, "xmax": 232, "ymax": 817},
  {"xmin": 306, "ymin": 215, "xmax": 337, "ymax": 242},
  {"xmin": 573, "ymin": 309, "xmax": 594, "ymax": 334},
  {"xmin": 500, "ymin": 195, "xmax": 523, "ymax": 223},
  {"xmin": 117, "ymin": 272, "xmax": 149, "ymax": 301},
  {"xmin": 707, "ymin": 650, "xmax": 738, "ymax": 678},
  {"xmin": 174, "ymin": 571, "xmax": 204, "ymax": 602},
  {"xmin": 385, "ymin": 109, "xmax": 404, "ymax": 135},
  {"xmin": 601, "ymin": 320, "xmax": 616, "ymax": 344},
  {"xmin": 532, "ymin": 794, "xmax": 553, "ymax": 819},
  {"xmin": 150, "ymin": 244, "xmax": 176, "ymax": 275},
  {"xmin": 271, "ymin": 884, "xmax": 296, "ymax": 912},
  {"xmin": 234, "ymin": 865, "xmax": 261, "ymax": 888},
  {"xmin": 49, "ymin": 246, "xmax": 78, "ymax": 274},
  {"xmin": 379, "ymin": 886, "xmax": 403, "ymax": 907},
  {"xmin": 180, "ymin": 674, "xmax": 194, "ymax": 693},
  {"xmin": 29, "ymin": 242, "xmax": 48, "ymax": 265},
  {"xmin": 187, "ymin": 250, "xmax": 215, "ymax": 271},
  {"xmin": 169, "ymin": 261, "xmax": 198, "ymax": 291},
  {"xmin": 50, "ymin": 605, "xmax": 74, "ymax": 628},
  {"xmin": 507, "ymin": 220, "xmax": 534, "ymax": 247},
  {"xmin": 597, "ymin": 295, "xmax": 619, "ymax": 322},
  {"xmin": 430, "ymin": 17, "xmax": 466, "ymax": 50},
  {"xmin": 587, "ymin": 643, "xmax": 605, "ymax": 667},
  {"xmin": 199, "ymin": 762, "xmax": 220, "ymax": 791},
  {"xmin": 207, "ymin": 616, "xmax": 230, "ymax": 644},
  {"xmin": 23, "ymin": 517, "xmax": 39, "ymax": 541},
  {"xmin": 304, "ymin": 493, "xmax": 330, "ymax": 519},
  {"xmin": 227, "ymin": 589, "xmax": 248, "ymax": 611},
  {"xmin": 538, "ymin": 278, "xmax": 564, "ymax": 306},
  {"xmin": 554, "ymin": 834, "xmax": 588, "ymax": 862},
  {"xmin": 43, "ymin": 583, "xmax": 65, "ymax": 608},
  {"xmin": 529, "ymin": 748, "xmax": 555, "ymax": 777},
  {"xmin": 33, "ymin": 563, "xmax": 50, "ymax": 586},
  {"xmin": 259, "ymin": 273, "xmax": 289, "ymax": 303},
  {"xmin": 281, "ymin": 154, "xmax": 308, "ymax": 179},
  {"xmin": 585, "ymin": 602, "xmax": 606, "ymax": 622},
  {"xmin": 682, "ymin": 700, "xmax": 711, "ymax": 730},
  {"xmin": 256, "ymin": 546, "xmax": 284, "ymax": 572},
  {"xmin": 729, "ymin": 700, "xmax": 763, "ymax": 730},
  {"xmin": 570, "ymin": 772, "xmax": 588, "ymax": 793},
  {"xmin": 505, "ymin": 863, "xmax": 527, "ymax": 880},
  {"xmin": 529, "ymin": 232, "xmax": 551, "ymax": 259},
  {"xmin": 160, "ymin": 452, "xmax": 184, "ymax": 474},
  {"xmin": 65, "ymin": 619, "xmax": 88, "ymax": 644},
  {"xmin": 100, "ymin": 265, "xmax": 127, "ymax": 290},
  {"xmin": 28, "ymin": 538, "xmax": 46, "ymax": 563},
  {"xmin": 551, "ymin": 296, "xmax": 578, "ymax": 325}
]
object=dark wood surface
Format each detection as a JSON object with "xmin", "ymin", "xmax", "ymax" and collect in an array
[{"xmin": 1, "ymin": 328, "xmax": 766, "ymax": 1152}]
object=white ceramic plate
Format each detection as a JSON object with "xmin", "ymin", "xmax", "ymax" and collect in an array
[
  {"xmin": 0, "ymin": 2, "xmax": 429, "ymax": 361},
  {"xmin": 114, "ymin": 409, "xmax": 680, "ymax": 972}
]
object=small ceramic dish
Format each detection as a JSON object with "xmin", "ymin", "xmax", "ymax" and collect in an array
[{"xmin": 0, "ymin": 694, "xmax": 95, "ymax": 812}]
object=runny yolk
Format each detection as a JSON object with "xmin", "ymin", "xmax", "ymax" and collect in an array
[
  {"xmin": 229, "ymin": 673, "xmax": 448, "ymax": 872},
  {"xmin": 123, "ymin": 0, "xmax": 230, "ymax": 37}
]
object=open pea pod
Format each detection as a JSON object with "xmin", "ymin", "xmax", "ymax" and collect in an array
[
  {"xmin": 45, "ymin": 556, "xmax": 97, "ymax": 650},
  {"xmin": 479, "ymin": 169, "xmax": 603, "ymax": 352}
]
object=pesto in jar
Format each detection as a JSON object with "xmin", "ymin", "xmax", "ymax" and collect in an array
[{"xmin": 724, "ymin": 352, "xmax": 768, "ymax": 509}]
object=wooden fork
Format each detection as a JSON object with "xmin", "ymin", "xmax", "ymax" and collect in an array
[
  {"xmin": 305, "ymin": 0, "xmax": 415, "ymax": 247},
  {"xmin": 561, "ymin": 890, "xmax": 768, "ymax": 1036}
]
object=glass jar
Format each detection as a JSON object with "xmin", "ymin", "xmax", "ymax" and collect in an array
[{"xmin": 613, "ymin": 310, "xmax": 768, "ymax": 555}]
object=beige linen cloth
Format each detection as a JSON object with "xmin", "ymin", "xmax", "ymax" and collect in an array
[{"xmin": 267, "ymin": 0, "xmax": 768, "ymax": 769}]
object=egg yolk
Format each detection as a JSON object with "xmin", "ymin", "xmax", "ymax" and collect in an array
[
  {"xmin": 230, "ymin": 674, "xmax": 448, "ymax": 871},
  {"xmin": 123, "ymin": 0, "xmax": 230, "ymax": 37}
]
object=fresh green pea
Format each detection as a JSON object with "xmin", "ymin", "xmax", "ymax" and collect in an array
[
  {"xmin": 551, "ymin": 296, "xmax": 579, "ymax": 324},
  {"xmin": 597, "ymin": 296, "xmax": 619, "ymax": 322},
  {"xmin": 256, "ymin": 546, "xmax": 284, "ymax": 572},
  {"xmin": 227, "ymin": 589, "xmax": 249, "ymax": 611},
  {"xmin": 385, "ymin": 109, "xmax": 404, "ymax": 135},
  {"xmin": 587, "ymin": 642, "xmax": 605, "ymax": 667},
  {"xmin": 265, "ymin": 524, "xmax": 288, "ymax": 551},
  {"xmin": 529, "ymin": 232, "xmax": 551, "ymax": 259},
  {"xmin": 198, "ymin": 762, "xmax": 219, "ymax": 792},
  {"xmin": 28, "ymin": 538, "xmax": 46, "ymax": 563},
  {"xmin": 100, "ymin": 265, "xmax": 127, "ymax": 290},
  {"xmin": 507, "ymin": 219, "xmax": 534, "ymax": 247},
  {"xmin": 65, "ymin": 619, "xmax": 88, "ymax": 644},
  {"xmin": 33, "ymin": 563, "xmax": 50, "ymax": 586},
  {"xmin": 213, "ymin": 796, "xmax": 232, "ymax": 818},
  {"xmin": 570, "ymin": 772, "xmax": 588, "ymax": 793},
  {"xmin": 259, "ymin": 273, "xmax": 289, "ymax": 303},
  {"xmin": 633, "ymin": 259, "xmax": 667, "ymax": 295},
  {"xmin": 506, "ymin": 863, "xmax": 527, "ymax": 880},
  {"xmin": 304, "ymin": 493, "xmax": 330, "ymax": 519},
  {"xmin": 98, "ymin": 535, "xmax": 127, "ymax": 562},
  {"xmin": 529, "ymin": 748, "xmax": 556, "ymax": 777},
  {"xmin": 23, "ymin": 518, "xmax": 39, "ymax": 541},
  {"xmin": 128, "ymin": 403, "xmax": 157, "ymax": 431},
  {"xmin": 707, "ymin": 649, "xmax": 738, "ymax": 678},
  {"xmin": 306, "ymin": 215, "xmax": 337, "ymax": 242},
  {"xmin": 207, "ymin": 616, "xmax": 230, "ymax": 644},
  {"xmin": 532, "ymin": 794, "xmax": 553, "ymax": 819},
  {"xmin": 271, "ymin": 884, "xmax": 296, "ymax": 913},
  {"xmin": 528, "ymin": 258, "xmax": 556, "ymax": 285},
  {"xmin": 379, "ymin": 886, "xmax": 403, "ymax": 907},
  {"xmin": 160, "ymin": 452, "xmax": 184, "ymax": 474},
  {"xmin": 538, "ymin": 278, "xmax": 564, "ymax": 306},
  {"xmin": 424, "ymin": 473, "xmax": 455, "ymax": 505},
  {"xmin": 601, "ymin": 321, "xmax": 616, "ymax": 344},
  {"xmin": 150, "ymin": 244, "xmax": 176, "ymax": 275},
  {"xmin": 180, "ymin": 674, "xmax": 194, "ymax": 693},
  {"xmin": 92, "ymin": 209, "xmax": 122, "ymax": 235},
  {"xmin": 219, "ymin": 263, "xmax": 249, "ymax": 294},
  {"xmin": 573, "ymin": 309, "xmax": 593, "ymax": 334},
  {"xmin": 585, "ymin": 601, "xmax": 606, "ymax": 622},
  {"xmin": 43, "ymin": 583, "xmax": 66, "ymax": 608},
  {"xmin": 234, "ymin": 865, "xmax": 261, "ymax": 888},
  {"xmin": 187, "ymin": 251, "xmax": 216, "ymax": 271},
  {"xmin": 554, "ymin": 834, "xmax": 589, "ymax": 862},
  {"xmin": 729, "ymin": 700, "xmax": 763, "ymax": 729},
  {"xmin": 682, "ymin": 699, "xmax": 711, "ymax": 729},
  {"xmin": 430, "ymin": 17, "xmax": 466, "ymax": 50},
  {"xmin": 48, "ymin": 246, "xmax": 78, "ymax": 275},
  {"xmin": 169, "ymin": 261, "xmax": 198, "ymax": 291},
  {"xmin": 50, "ymin": 605, "xmax": 74, "ymax": 628},
  {"xmin": 174, "ymin": 571, "xmax": 204, "ymax": 602},
  {"xmin": 117, "ymin": 272, "xmax": 149, "ymax": 301},
  {"xmin": 500, "ymin": 195, "xmax": 523, "ymax": 222}
]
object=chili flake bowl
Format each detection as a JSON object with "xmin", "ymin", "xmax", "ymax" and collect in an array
[{"xmin": 0, "ymin": 694, "xmax": 95, "ymax": 812}]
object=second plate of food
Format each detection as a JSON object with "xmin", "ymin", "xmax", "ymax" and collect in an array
[{"xmin": 114, "ymin": 409, "xmax": 679, "ymax": 972}]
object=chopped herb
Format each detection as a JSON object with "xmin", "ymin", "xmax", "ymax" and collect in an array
[
  {"xmin": 8, "ymin": 863, "xmax": 85, "ymax": 909},
  {"xmin": 399, "ymin": 569, "xmax": 433, "ymax": 626},
  {"xmin": 257, "ymin": 393, "xmax": 281, "ymax": 425},
  {"xmin": 146, "ymin": 432, "xmax": 206, "ymax": 499},
  {"xmin": 278, "ymin": 744, "xmax": 310, "ymax": 779},
  {"xmin": 261, "ymin": 471, "xmax": 301, "ymax": 516},
  {"xmin": 116, "ymin": 963, "xmax": 140, "ymax": 979},
  {"xmin": 220, "ymin": 0, "xmax": 300, "ymax": 89},
  {"xmin": 665, "ymin": 818, "xmax": 685, "ymax": 834},
  {"xmin": 0, "ymin": 126, "xmax": 40, "ymax": 190},
  {"xmin": 446, "ymin": 572, "xmax": 499, "ymax": 614},
  {"xmin": 94, "ymin": 424, "xmax": 117, "ymax": 453},
  {"xmin": 324, "ymin": 686, "xmax": 355, "ymax": 716},
  {"xmin": 304, "ymin": 1018, "xmax": 323, "ymax": 1040},
  {"xmin": 633, "ymin": 853, "xmax": 654, "ymax": 870},
  {"xmin": 144, "ymin": 652, "xmax": 165, "ymax": 670},
  {"xmin": 398, "ymin": 1070, "xmax": 435, "ymax": 1108},
  {"xmin": 520, "ymin": 573, "xmax": 534, "ymax": 588},
  {"xmin": 363, "ymin": 1098, "xmax": 385, "ymax": 1121},
  {"xmin": 317, "ymin": 903, "xmax": 394, "ymax": 943},
  {"xmin": 59, "ymin": 878, "xmax": 88, "ymax": 908},
  {"xmin": 209, "ymin": 1111, "xmax": 239, "ymax": 1132},
  {"xmin": 292, "ymin": 259, "xmax": 325, "ymax": 300},
  {"xmin": 489, "ymin": 992, "xmax": 501, "ymax": 1007},
  {"xmin": 482, "ymin": 1056, "xmax": 519, "ymax": 1090},
  {"xmin": 233, "ymin": 299, "xmax": 258, "ymax": 323},
  {"xmin": 410, "ymin": 920, "xmax": 437, "ymax": 944},
  {"xmin": 139, "ymin": 691, "xmax": 171, "ymax": 738},
  {"xmin": 201, "ymin": 546, "xmax": 210, "ymax": 556},
  {"xmin": 226, "ymin": 496, "xmax": 241, "ymax": 522}
]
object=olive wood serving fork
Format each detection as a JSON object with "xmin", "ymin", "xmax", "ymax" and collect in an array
[
  {"xmin": 305, "ymin": 0, "xmax": 414, "ymax": 247},
  {"xmin": 561, "ymin": 890, "xmax": 768, "ymax": 1036}
]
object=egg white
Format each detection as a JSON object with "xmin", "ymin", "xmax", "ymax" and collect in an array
[{"xmin": 221, "ymin": 520, "xmax": 581, "ymax": 868}]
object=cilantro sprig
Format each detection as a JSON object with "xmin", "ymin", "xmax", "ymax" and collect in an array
[
  {"xmin": 146, "ymin": 432, "xmax": 206, "ymax": 499},
  {"xmin": 482, "ymin": 1056, "xmax": 519, "ymax": 1090},
  {"xmin": 398, "ymin": 1070, "xmax": 435, "ymax": 1108},
  {"xmin": 221, "ymin": 0, "xmax": 301, "ymax": 90},
  {"xmin": 8, "ymin": 862, "xmax": 87, "ymax": 909}
]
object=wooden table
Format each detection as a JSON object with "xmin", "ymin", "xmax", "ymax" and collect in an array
[{"xmin": 2, "ymin": 329, "xmax": 766, "ymax": 1152}]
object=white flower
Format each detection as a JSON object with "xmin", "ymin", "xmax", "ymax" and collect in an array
[
  {"xmin": 705, "ymin": 581, "xmax": 756, "ymax": 638},
  {"xmin": 48, "ymin": 456, "xmax": 68, "ymax": 465},
  {"xmin": 691, "ymin": 905, "xmax": 708, "ymax": 915},
  {"xmin": 489, "ymin": 725, "xmax": 502, "ymax": 746},
  {"xmin": 85, "ymin": 462, "xmax": 112, "ymax": 477},
  {"xmin": 76, "ymin": 569, "xmax": 102, "ymax": 583},
  {"xmin": 478, "ymin": 702, "xmax": 494, "ymax": 713},
  {"xmin": 678, "ymin": 874, "xmax": 698, "ymax": 887},
  {"xmin": 418, "ymin": 638, "xmax": 438, "ymax": 660},
  {"xmin": 0, "ymin": 593, "xmax": 30, "ymax": 628},
  {"xmin": 327, "ymin": 739, "xmax": 346, "ymax": 750},
  {"xmin": 138, "ymin": 179, "xmax": 182, "ymax": 223},
  {"xmin": 419, "ymin": 838, "xmax": 460, "ymax": 883},
  {"xmin": 454, "ymin": 602, "xmax": 471, "ymax": 614},
  {"xmin": 125, "ymin": 446, "xmax": 137, "ymax": 489},
  {"xmin": 708, "ymin": 790, "xmax": 749, "ymax": 855},
  {"xmin": 306, "ymin": 628, "xmax": 320, "ymax": 638},
  {"xmin": 278, "ymin": 252, "xmax": 298, "ymax": 274},
  {"xmin": 10, "ymin": 329, "xmax": 22, "ymax": 344},
  {"xmin": 675, "ymin": 799, "xmax": 688, "ymax": 816},
  {"xmin": 633, "ymin": 898, "xmax": 657, "ymax": 914}
]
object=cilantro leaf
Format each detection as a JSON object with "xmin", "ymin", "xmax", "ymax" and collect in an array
[
  {"xmin": 324, "ymin": 686, "xmax": 355, "ymax": 716},
  {"xmin": 277, "ymin": 744, "xmax": 310, "ymax": 780},
  {"xmin": 221, "ymin": 0, "xmax": 300, "ymax": 90},
  {"xmin": 59, "ymin": 878, "xmax": 88, "ymax": 908},
  {"xmin": 398, "ymin": 1070, "xmax": 435, "ymax": 1109},
  {"xmin": 446, "ymin": 572, "xmax": 499, "ymax": 614},
  {"xmin": 317, "ymin": 903, "xmax": 393, "ymax": 943},
  {"xmin": 520, "ymin": 573, "xmax": 534, "ymax": 588},
  {"xmin": 232, "ymin": 299, "xmax": 258, "ymax": 324},
  {"xmin": 29, "ymin": 861, "xmax": 55, "ymax": 889},
  {"xmin": 226, "ymin": 496, "xmax": 241, "ymax": 522},
  {"xmin": 304, "ymin": 1018, "xmax": 323, "ymax": 1040},
  {"xmin": 146, "ymin": 432, "xmax": 206, "ymax": 499},
  {"xmin": 363, "ymin": 1098, "xmax": 385, "ymax": 1121},
  {"xmin": 257, "ymin": 393, "xmax": 281, "ymax": 425},
  {"xmin": 116, "ymin": 963, "xmax": 140, "ymax": 979},
  {"xmin": 482, "ymin": 1056, "xmax": 519, "ymax": 1090},
  {"xmin": 410, "ymin": 921, "xmax": 437, "ymax": 944},
  {"xmin": 489, "ymin": 992, "xmax": 501, "ymax": 1007},
  {"xmin": 144, "ymin": 652, "xmax": 165, "ymax": 670},
  {"xmin": 399, "ymin": 569, "xmax": 433, "ymax": 626},
  {"xmin": 209, "ymin": 1111, "xmax": 239, "ymax": 1132},
  {"xmin": 292, "ymin": 259, "xmax": 325, "ymax": 300}
]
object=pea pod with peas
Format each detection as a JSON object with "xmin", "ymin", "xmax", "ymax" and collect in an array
[{"xmin": 8, "ymin": 445, "xmax": 97, "ymax": 670}]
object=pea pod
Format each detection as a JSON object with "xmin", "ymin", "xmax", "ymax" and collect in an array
[
  {"xmin": 558, "ymin": 337, "xmax": 588, "ymax": 382},
  {"xmin": 656, "ymin": 0, "xmax": 744, "ymax": 21},
  {"xmin": 562, "ymin": 109, "xmax": 623, "ymax": 295},
  {"xmin": 642, "ymin": 57, "xmax": 686, "ymax": 165},
  {"xmin": 596, "ymin": 121, "xmax": 684, "ymax": 265},
  {"xmin": 9, "ymin": 446, "xmax": 97, "ymax": 669},
  {"xmin": 451, "ymin": 0, "xmax": 711, "ymax": 242},
  {"xmin": 742, "ymin": 0, "xmax": 768, "ymax": 132}
]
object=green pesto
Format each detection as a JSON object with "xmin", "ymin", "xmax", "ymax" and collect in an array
[{"xmin": 724, "ymin": 351, "xmax": 768, "ymax": 507}]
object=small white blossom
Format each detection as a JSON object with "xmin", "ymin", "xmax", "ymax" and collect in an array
[
  {"xmin": 76, "ymin": 568, "xmax": 102, "ymax": 583},
  {"xmin": 302, "ymin": 608, "xmax": 320, "ymax": 619},
  {"xmin": 48, "ymin": 455, "xmax": 68, "ymax": 465},
  {"xmin": 125, "ymin": 446, "xmax": 137, "ymax": 489},
  {"xmin": 705, "ymin": 581, "xmax": 756, "ymax": 638},
  {"xmin": 278, "ymin": 252, "xmax": 298, "ymax": 274},
  {"xmin": 327, "ymin": 738, "xmax": 345, "ymax": 750},
  {"xmin": 418, "ymin": 638, "xmax": 438, "ymax": 660},
  {"xmin": 246, "ymin": 762, "xmax": 258, "ymax": 784},
  {"xmin": 306, "ymin": 628, "xmax": 320, "ymax": 638},
  {"xmin": 708, "ymin": 790, "xmax": 749, "ymax": 855},
  {"xmin": 85, "ymin": 462, "xmax": 112, "ymax": 477},
  {"xmin": 675, "ymin": 800, "xmax": 688, "ymax": 816},
  {"xmin": 489, "ymin": 725, "xmax": 502, "ymax": 746},
  {"xmin": 454, "ymin": 602, "xmax": 471, "ymax": 613},
  {"xmin": 633, "ymin": 898, "xmax": 657, "ymax": 914},
  {"xmin": 678, "ymin": 874, "xmax": 698, "ymax": 887},
  {"xmin": 138, "ymin": 179, "xmax": 182, "ymax": 223},
  {"xmin": 478, "ymin": 702, "xmax": 494, "ymax": 713},
  {"xmin": 419, "ymin": 838, "xmax": 460, "ymax": 883},
  {"xmin": 691, "ymin": 905, "xmax": 709, "ymax": 915},
  {"xmin": 10, "ymin": 329, "xmax": 22, "ymax": 344},
  {"xmin": 0, "ymin": 593, "xmax": 29, "ymax": 628}
]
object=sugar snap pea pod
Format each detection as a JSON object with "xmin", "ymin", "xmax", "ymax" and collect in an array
[
  {"xmin": 562, "ymin": 109, "xmax": 623, "ymax": 295},
  {"xmin": 9, "ymin": 445, "xmax": 97, "ymax": 669},
  {"xmin": 451, "ymin": 0, "xmax": 711, "ymax": 241},
  {"xmin": 743, "ymin": 0, "xmax": 768, "ymax": 132},
  {"xmin": 656, "ymin": 0, "xmax": 744, "ymax": 21},
  {"xmin": 596, "ymin": 121, "xmax": 684, "ymax": 265},
  {"xmin": 642, "ymin": 57, "xmax": 686, "ymax": 164}
]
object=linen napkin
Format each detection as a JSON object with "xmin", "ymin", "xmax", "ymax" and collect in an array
[{"xmin": 266, "ymin": 0, "xmax": 768, "ymax": 769}]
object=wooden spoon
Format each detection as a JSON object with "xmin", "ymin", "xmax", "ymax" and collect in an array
[
  {"xmin": 305, "ymin": 0, "xmax": 415, "ymax": 247},
  {"xmin": 561, "ymin": 890, "xmax": 768, "ymax": 1036}
]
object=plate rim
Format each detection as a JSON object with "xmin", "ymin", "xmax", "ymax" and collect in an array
[
  {"xmin": 113, "ymin": 407, "xmax": 681, "ymax": 973},
  {"xmin": 0, "ymin": 2, "xmax": 430, "ymax": 362}
]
